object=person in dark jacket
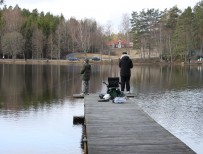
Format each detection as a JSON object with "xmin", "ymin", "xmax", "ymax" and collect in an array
[
  {"xmin": 80, "ymin": 58, "xmax": 91, "ymax": 95},
  {"xmin": 119, "ymin": 52, "xmax": 133, "ymax": 93}
]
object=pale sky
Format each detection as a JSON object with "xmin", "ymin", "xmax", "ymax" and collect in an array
[{"xmin": 2, "ymin": 0, "xmax": 201, "ymax": 32}]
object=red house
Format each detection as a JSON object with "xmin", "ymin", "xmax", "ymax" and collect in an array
[{"xmin": 105, "ymin": 39, "xmax": 133, "ymax": 48}]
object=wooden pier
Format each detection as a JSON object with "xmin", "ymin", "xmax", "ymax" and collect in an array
[{"xmin": 84, "ymin": 94, "xmax": 195, "ymax": 154}]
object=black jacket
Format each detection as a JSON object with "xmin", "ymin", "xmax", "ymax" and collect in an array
[{"xmin": 119, "ymin": 54, "xmax": 133, "ymax": 76}]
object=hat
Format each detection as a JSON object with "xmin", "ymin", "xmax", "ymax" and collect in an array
[{"xmin": 122, "ymin": 52, "xmax": 127, "ymax": 55}]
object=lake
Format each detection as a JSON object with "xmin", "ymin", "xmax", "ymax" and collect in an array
[{"xmin": 0, "ymin": 63, "xmax": 202, "ymax": 154}]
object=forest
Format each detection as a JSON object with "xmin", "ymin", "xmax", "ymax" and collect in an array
[
  {"xmin": 131, "ymin": 1, "xmax": 203, "ymax": 62},
  {"xmin": 0, "ymin": 1, "xmax": 203, "ymax": 62}
]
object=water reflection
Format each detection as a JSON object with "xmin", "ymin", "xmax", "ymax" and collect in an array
[
  {"xmin": 130, "ymin": 65, "xmax": 203, "ymax": 154},
  {"xmin": 134, "ymin": 88, "xmax": 203, "ymax": 154},
  {"xmin": 131, "ymin": 65, "xmax": 203, "ymax": 94},
  {"xmin": 0, "ymin": 63, "xmax": 203, "ymax": 154},
  {"xmin": 0, "ymin": 64, "xmax": 121, "ymax": 109},
  {"xmin": 0, "ymin": 100, "xmax": 84, "ymax": 154}
]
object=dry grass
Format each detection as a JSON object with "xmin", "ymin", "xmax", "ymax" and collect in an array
[
  {"xmin": 0, "ymin": 49, "xmax": 161, "ymax": 65},
  {"xmin": 76, "ymin": 49, "xmax": 140, "ymax": 59}
]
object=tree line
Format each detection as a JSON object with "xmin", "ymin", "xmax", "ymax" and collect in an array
[
  {"xmin": 130, "ymin": 1, "xmax": 203, "ymax": 62},
  {"xmin": 0, "ymin": 1, "xmax": 203, "ymax": 61},
  {"xmin": 0, "ymin": 5, "xmax": 114, "ymax": 59}
]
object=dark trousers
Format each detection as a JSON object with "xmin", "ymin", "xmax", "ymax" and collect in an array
[{"xmin": 120, "ymin": 75, "xmax": 130, "ymax": 91}]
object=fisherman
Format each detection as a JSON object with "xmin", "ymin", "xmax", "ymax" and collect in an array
[
  {"xmin": 80, "ymin": 58, "xmax": 91, "ymax": 95},
  {"xmin": 119, "ymin": 52, "xmax": 133, "ymax": 93}
]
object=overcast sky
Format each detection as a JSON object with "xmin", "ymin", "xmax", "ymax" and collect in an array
[{"xmin": 2, "ymin": 0, "xmax": 201, "ymax": 32}]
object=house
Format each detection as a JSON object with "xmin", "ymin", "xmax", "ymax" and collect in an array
[{"xmin": 105, "ymin": 39, "xmax": 133, "ymax": 48}]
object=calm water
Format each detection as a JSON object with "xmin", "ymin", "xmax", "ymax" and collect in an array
[{"xmin": 0, "ymin": 63, "xmax": 203, "ymax": 154}]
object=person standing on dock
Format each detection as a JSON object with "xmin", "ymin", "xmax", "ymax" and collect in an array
[
  {"xmin": 119, "ymin": 52, "xmax": 133, "ymax": 93},
  {"xmin": 80, "ymin": 58, "xmax": 91, "ymax": 95}
]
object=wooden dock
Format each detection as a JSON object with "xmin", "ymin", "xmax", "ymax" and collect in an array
[
  {"xmin": 73, "ymin": 93, "xmax": 136, "ymax": 99},
  {"xmin": 84, "ymin": 94, "xmax": 195, "ymax": 154}
]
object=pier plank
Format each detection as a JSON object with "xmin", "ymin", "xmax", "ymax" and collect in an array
[{"xmin": 84, "ymin": 94, "xmax": 195, "ymax": 154}]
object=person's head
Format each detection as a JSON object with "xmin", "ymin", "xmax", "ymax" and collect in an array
[
  {"xmin": 120, "ymin": 51, "xmax": 129, "ymax": 59},
  {"xmin": 84, "ymin": 58, "xmax": 89, "ymax": 63}
]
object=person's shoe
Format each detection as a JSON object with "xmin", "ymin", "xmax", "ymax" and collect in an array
[{"xmin": 126, "ymin": 91, "xmax": 130, "ymax": 94}]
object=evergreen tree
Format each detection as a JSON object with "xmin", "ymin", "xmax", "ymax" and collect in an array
[
  {"xmin": 131, "ymin": 9, "xmax": 162, "ymax": 59},
  {"xmin": 193, "ymin": 1, "xmax": 203, "ymax": 57},
  {"xmin": 173, "ymin": 7, "xmax": 193, "ymax": 61}
]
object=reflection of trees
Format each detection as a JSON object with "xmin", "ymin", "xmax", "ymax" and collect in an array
[
  {"xmin": 1, "ymin": 64, "xmax": 203, "ymax": 110},
  {"xmin": 131, "ymin": 65, "xmax": 203, "ymax": 93},
  {"xmin": 0, "ymin": 64, "xmax": 83, "ymax": 110},
  {"xmin": 0, "ymin": 64, "xmax": 25, "ymax": 108},
  {"xmin": 90, "ymin": 64, "xmax": 120, "ymax": 93}
]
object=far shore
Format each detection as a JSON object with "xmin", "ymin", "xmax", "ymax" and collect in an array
[
  {"xmin": 0, "ymin": 59, "xmax": 119, "ymax": 65},
  {"xmin": 0, "ymin": 50, "xmax": 163, "ymax": 65},
  {"xmin": 1, "ymin": 50, "xmax": 202, "ymax": 66},
  {"xmin": 0, "ymin": 58, "xmax": 200, "ymax": 66}
]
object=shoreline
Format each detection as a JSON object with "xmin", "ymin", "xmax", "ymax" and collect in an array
[
  {"xmin": 0, "ymin": 59, "xmax": 202, "ymax": 66},
  {"xmin": 0, "ymin": 59, "xmax": 117, "ymax": 65}
]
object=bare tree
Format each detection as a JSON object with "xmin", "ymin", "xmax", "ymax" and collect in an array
[
  {"xmin": 83, "ymin": 19, "xmax": 97, "ymax": 53},
  {"xmin": 93, "ymin": 21, "xmax": 104, "ymax": 53},
  {"xmin": 94, "ymin": 25, "xmax": 106, "ymax": 59},
  {"xmin": 32, "ymin": 28, "xmax": 44, "ymax": 59},
  {"xmin": 1, "ymin": 32, "xmax": 24, "ymax": 59},
  {"xmin": 66, "ymin": 18, "xmax": 103, "ymax": 56},
  {"xmin": 67, "ymin": 18, "xmax": 80, "ymax": 52},
  {"xmin": 77, "ymin": 20, "xmax": 87, "ymax": 55},
  {"xmin": 75, "ymin": 19, "xmax": 93, "ymax": 56},
  {"xmin": 120, "ymin": 13, "xmax": 130, "ymax": 52},
  {"xmin": 104, "ymin": 21, "xmax": 113, "ymax": 58},
  {"xmin": 55, "ymin": 18, "xmax": 66, "ymax": 59},
  {"xmin": 2, "ymin": 5, "xmax": 23, "ymax": 33},
  {"xmin": 47, "ymin": 33, "xmax": 54, "ymax": 59},
  {"xmin": 105, "ymin": 21, "xmax": 113, "ymax": 40}
]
